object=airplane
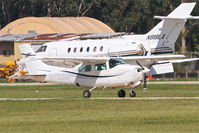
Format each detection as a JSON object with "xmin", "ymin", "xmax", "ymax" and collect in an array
[
  {"xmin": 15, "ymin": 44, "xmax": 187, "ymax": 98},
  {"xmin": 35, "ymin": 3, "xmax": 199, "ymax": 58},
  {"xmin": 16, "ymin": 45, "xmax": 151, "ymax": 98},
  {"xmin": 33, "ymin": 3, "xmax": 199, "ymax": 74},
  {"xmin": 11, "ymin": 3, "xmax": 199, "ymax": 98}
]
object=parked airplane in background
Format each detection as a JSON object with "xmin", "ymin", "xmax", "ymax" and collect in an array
[
  {"xmin": 36, "ymin": 3, "xmax": 199, "ymax": 57},
  {"xmin": 34, "ymin": 3, "xmax": 199, "ymax": 74},
  {"xmin": 11, "ymin": 3, "xmax": 199, "ymax": 98}
]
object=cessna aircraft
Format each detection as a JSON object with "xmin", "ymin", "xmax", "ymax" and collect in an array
[{"xmin": 12, "ymin": 3, "xmax": 199, "ymax": 98}]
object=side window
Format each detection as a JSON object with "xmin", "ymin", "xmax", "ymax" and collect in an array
[
  {"xmin": 100, "ymin": 46, "xmax": 103, "ymax": 52},
  {"xmin": 95, "ymin": 63, "xmax": 107, "ymax": 71},
  {"xmin": 93, "ymin": 46, "xmax": 97, "ymax": 52},
  {"xmin": 73, "ymin": 48, "xmax": 77, "ymax": 53},
  {"xmin": 86, "ymin": 47, "xmax": 90, "ymax": 52},
  {"xmin": 68, "ymin": 48, "xmax": 71, "ymax": 53},
  {"xmin": 80, "ymin": 47, "xmax": 83, "ymax": 52},
  {"xmin": 109, "ymin": 58, "xmax": 126, "ymax": 69},
  {"xmin": 78, "ymin": 65, "xmax": 92, "ymax": 72},
  {"xmin": 36, "ymin": 46, "xmax": 47, "ymax": 53}
]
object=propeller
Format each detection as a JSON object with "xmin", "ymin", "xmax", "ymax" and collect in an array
[
  {"xmin": 136, "ymin": 61, "xmax": 148, "ymax": 89},
  {"xmin": 136, "ymin": 61, "xmax": 144, "ymax": 70}
]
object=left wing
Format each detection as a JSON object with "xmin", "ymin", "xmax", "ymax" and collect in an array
[{"xmin": 157, "ymin": 58, "xmax": 199, "ymax": 64}]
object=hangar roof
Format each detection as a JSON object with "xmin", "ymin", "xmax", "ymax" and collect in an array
[
  {"xmin": 0, "ymin": 33, "xmax": 130, "ymax": 42},
  {"xmin": 0, "ymin": 17, "xmax": 114, "ymax": 35}
]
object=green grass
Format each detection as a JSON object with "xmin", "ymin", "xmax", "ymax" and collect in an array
[
  {"xmin": 0, "ymin": 78, "xmax": 38, "ymax": 83},
  {"xmin": 0, "ymin": 84, "xmax": 199, "ymax": 133}
]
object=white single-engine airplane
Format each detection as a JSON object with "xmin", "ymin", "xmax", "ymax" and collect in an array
[{"xmin": 12, "ymin": 3, "xmax": 199, "ymax": 98}]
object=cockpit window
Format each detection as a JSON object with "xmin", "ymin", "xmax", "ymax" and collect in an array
[
  {"xmin": 78, "ymin": 65, "xmax": 92, "ymax": 72},
  {"xmin": 95, "ymin": 63, "xmax": 107, "ymax": 71},
  {"xmin": 109, "ymin": 58, "xmax": 126, "ymax": 69},
  {"xmin": 36, "ymin": 46, "xmax": 47, "ymax": 53}
]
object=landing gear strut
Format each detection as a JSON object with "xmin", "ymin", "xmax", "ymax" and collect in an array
[
  {"xmin": 143, "ymin": 73, "xmax": 147, "ymax": 89},
  {"xmin": 118, "ymin": 89, "xmax": 126, "ymax": 97}
]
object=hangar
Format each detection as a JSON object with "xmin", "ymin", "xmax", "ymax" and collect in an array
[
  {"xmin": 0, "ymin": 17, "xmax": 115, "ymax": 65},
  {"xmin": 0, "ymin": 17, "xmax": 114, "ymax": 35}
]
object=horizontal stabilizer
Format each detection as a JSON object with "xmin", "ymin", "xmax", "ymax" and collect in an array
[
  {"xmin": 154, "ymin": 3, "xmax": 198, "ymax": 20},
  {"xmin": 154, "ymin": 15, "xmax": 199, "ymax": 20}
]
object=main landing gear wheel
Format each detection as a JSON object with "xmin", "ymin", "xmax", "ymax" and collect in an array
[
  {"xmin": 118, "ymin": 89, "xmax": 126, "ymax": 98},
  {"xmin": 83, "ymin": 90, "xmax": 91, "ymax": 98},
  {"xmin": 129, "ymin": 90, "xmax": 136, "ymax": 97}
]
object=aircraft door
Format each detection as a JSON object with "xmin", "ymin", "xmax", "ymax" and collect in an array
[{"xmin": 49, "ymin": 48, "xmax": 57, "ymax": 57}]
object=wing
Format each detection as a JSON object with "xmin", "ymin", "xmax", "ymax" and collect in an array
[
  {"xmin": 40, "ymin": 56, "xmax": 110, "ymax": 64},
  {"xmin": 39, "ymin": 54, "xmax": 185, "ymax": 63},
  {"xmin": 121, "ymin": 54, "xmax": 185, "ymax": 61},
  {"xmin": 157, "ymin": 58, "xmax": 199, "ymax": 64}
]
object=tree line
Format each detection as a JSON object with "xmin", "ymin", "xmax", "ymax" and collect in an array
[{"xmin": 0, "ymin": 0, "xmax": 199, "ymax": 52}]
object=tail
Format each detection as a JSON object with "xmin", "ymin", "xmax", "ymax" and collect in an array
[
  {"xmin": 145, "ymin": 3, "xmax": 199, "ymax": 53},
  {"xmin": 18, "ymin": 44, "xmax": 36, "ymax": 57},
  {"xmin": 18, "ymin": 44, "xmax": 63, "ymax": 75}
]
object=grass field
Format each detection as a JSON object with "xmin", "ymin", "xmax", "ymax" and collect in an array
[{"xmin": 0, "ymin": 84, "xmax": 199, "ymax": 133}]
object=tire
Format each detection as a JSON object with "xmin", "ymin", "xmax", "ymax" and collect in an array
[
  {"xmin": 129, "ymin": 90, "xmax": 136, "ymax": 97},
  {"xmin": 83, "ymin": 90, "xmax": 91, "ymax": 98},
  {"xmin": 118, "ymin": 89, "xmax": 126, "ymax": 97}
]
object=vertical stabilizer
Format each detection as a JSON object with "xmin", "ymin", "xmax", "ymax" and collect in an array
[
  {"xmin": 145, "ymin": 3, "xmax": 197, "ymax": 52},
  {"xmin": 18, "ymin": 44, "xmax": 36, "ymax": 57},
  {"xmin": 18, "ymin": 44, "xmax": 63, "ymax": 75}
]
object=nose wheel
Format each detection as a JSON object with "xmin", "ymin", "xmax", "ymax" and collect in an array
[
  {"xmin": 83, "ymin": 90, "xmax": 91, "ymax": 98},
  {"xmin": 129, "ymin": 90, "xmax": 136, "ymax": 97},
  {"xmin": 118, "ymin": 89, "xmax": 126, "ymax": 97},
  {"xmin": 83, "ymin": 86, "xmax": 96, "ymax": 98}
]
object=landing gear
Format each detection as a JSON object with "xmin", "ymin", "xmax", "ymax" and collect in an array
[
  {"xmin": 129, "ymin": 90, "xmax": 136, "ymax": 97},
  {"xmin": 83, "ymin": 86, "xmax": 96, "ymax": 98},
  {"xmin": 83, "ymin": 90, "xmax": 91, "ymax": 98},
  {"xmin": 118, "ymin": 89, "xmax": 126, "ymax": 97},
  {"xmin": 143, "ymin": 73, "xmax": 147, "ymax": 89},
  {"xmin": 83, "ymin": 87, "xmax": 137, "ymax": 98}
]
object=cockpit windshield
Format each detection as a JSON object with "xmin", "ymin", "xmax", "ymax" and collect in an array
[
  {"xmin": 36, "ymin": 46, "xmax": 47, "ymax": 53},
  {"xmin": 109, "ymin": 58, "xmax": 127, "ymax": 68}
]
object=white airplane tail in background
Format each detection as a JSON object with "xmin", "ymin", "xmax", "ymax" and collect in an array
[
  {"xmin": 141, "ymin": 3, "xmax": 199, "ymax": 53},
  {"xmin": 18, "ymin": 44, "xmax": 36, "ymax": 57},
  {"xmin": 18, "ymin": 44, "xmax": 64, "ymax": 75}
]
